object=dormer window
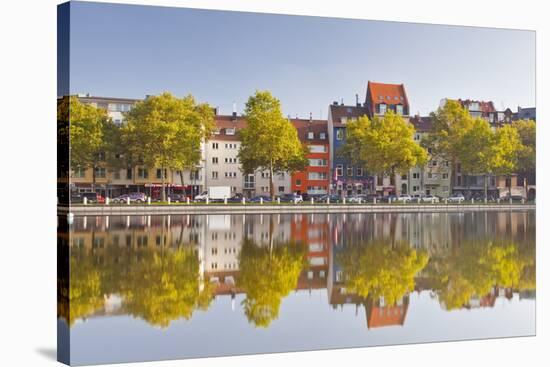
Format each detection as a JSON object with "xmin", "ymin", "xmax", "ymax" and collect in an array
[
  {"xmin": 320, "ymin": 132, "xmax": 326, "ymax": 140},
  {"xmin": 341, "ymin": 117, "xmax": 347, "ymax": 124},
  {"xmin": 394, "ymin": 96, "xmax": 399, "ymax": 101},
  {"xmin": 226, "ymin": 127, "xmax": 235, "ymax": 135},
  {"xmin": 213, "ymin": 128, "xmax": 220, "ymax": 135},
  {"xmin": 307, "ymin": 132, "xmax": 314, "ymax": 139},
  {"xmin": 378, "ymin": 96, "xmax": 384, "ymax": 100}
]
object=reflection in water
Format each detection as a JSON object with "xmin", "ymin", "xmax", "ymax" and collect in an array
[{"xmin": 59, "ymin": 211, "xmax": 535, "ymax": 363}]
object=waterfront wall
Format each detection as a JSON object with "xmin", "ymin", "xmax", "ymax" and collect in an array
[{"xmin": 60, "ymin": 204, "xmax": 535, "ymax": 216}]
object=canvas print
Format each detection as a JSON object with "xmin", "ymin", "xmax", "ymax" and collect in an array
[{"xmin": 57, "ymin": 1, "xmax": 536, "ymax": 365}]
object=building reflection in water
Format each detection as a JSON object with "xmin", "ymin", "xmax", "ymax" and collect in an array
[{"xmin": 59, "ymin": 211, "xmax": 535, "ymax": 329}]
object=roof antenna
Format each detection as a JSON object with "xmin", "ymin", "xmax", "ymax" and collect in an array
[
  {"xmin": 232, "ymin": 101, "xmax": 237, "ymax": 120},
  {"xmin": 309, "ymin": 112, "xmax": 312, "ymax": 123}
]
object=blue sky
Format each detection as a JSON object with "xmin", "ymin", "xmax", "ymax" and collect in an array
[{"xmin": 66, "ymin": 1, "xmax": 536, "ymax": 118}]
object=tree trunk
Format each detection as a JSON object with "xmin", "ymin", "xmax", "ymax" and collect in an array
[
  {"xmin": 483, "ymin": 174, "xmax": 488, "ymax": 201},
  {"xmin": 269, "ymin": 163, "xmax": 275, "ymax": 201},
  {"xmin": 161, "ymin": 166, "xmax": 166, "ymax": 202},
  {"xmin": 508, "ymin": 174, "xmax": 512, "ymax": 197},
  {"xmin": 449, "ymin": 158, "xmax": 456, "ymax": 197},
  {"xmin": 92, "ymin": 163, "xmax": 96, "ymax": 192}
]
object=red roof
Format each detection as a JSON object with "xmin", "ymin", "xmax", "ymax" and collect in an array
[
  {"xmin": 410, "ymin": 115, "xmax": 433, "ymax": 132},
  {"xmin": 290, "ymin": 118, "xmax": 328, "ymax": 143},
  {"xmin": 366, "ymin": 81, "xmax": 409, "ymax": 109}
]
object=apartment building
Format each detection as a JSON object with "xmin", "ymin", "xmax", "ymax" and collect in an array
[
  {"xmin": 409, "ymin": 116, "xmax": 452, "ymax": 197},
  {"xmin": 327, "ymin": 81, "xmax": 411, "ymax": 197},
  {"xmin": 205, "ymin": 113, "xmax": 291, "ymax": 197},
  {"xmin": 290, "ymin": 117, "xmax": 330, "ymax": 197}
]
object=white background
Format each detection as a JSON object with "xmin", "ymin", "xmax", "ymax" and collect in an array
[{"xmin": 0, "ymin": 0, "xmax": 547, "ymax": 366}]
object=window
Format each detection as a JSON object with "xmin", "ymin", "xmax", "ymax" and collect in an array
[
  {"xmin": 309, "ymin": 159, "xmax": 327, "ymax": 166},
  {"xmin": 212, "ymin": 157, "xmax": 218, "ymax": 164},
  {"xmin": 347, "ymin": 166, "xmax": 353, "ymax": 177},
  {"xmin": 212, "ymin": 171, "xmax": 218, "ymax": 179},
  {"xmin": 212, "ymin": 142, "xmax": 218, "ymax": 149},
  {"xmin": 226, "ymin": 127, "xmax": 235, "ymax": 135},
  {"xmin": 379, "ymin": 103, "xmax": 387, "ymax": 114},
  {"xmin": 414, "ymin": 134, "xmax": 420, "ymax": 141},
  {"xmin": 156, "ymin": 168, "xmax": 167, "ymax": 179},
  {"xmin": 126, "ymin": 168, "xmax": 132, "ymax": 179},
  {"xmin": 443, "ymin": 173, "xmax": 449, "ymax": 179},
  {"xmin": 74, "ymin": 167, "xmax": 86, "ymax": 178},
  {"xmin": 309, "ymin": 145, "xmax": 327, "ymax": 153},
  {"xmin": 336, "ymin": 165, "xmax": 343, "ymax": 176},
  {"xmin": 396, "ymin": 104, "xmax": 404, "ymax": 115},
  {"xmin": 428, "ymin": 173, "xmax": 433, "ymax": 179},
  {"xmin": 356, "ymin": 168, "xmax": 363, "ymax": 176},
  {"xmin": 278, "ymin": 186, "xmax": 285, "ymax": 193},
  {"xmin": 296, "ymin": 179, "xmax": 302, "ymax": 186},
  {"xmin": 336, "ymin": 129, "xmax": 344, "ymax": 140},
  {"xmin": 378, "ymin": 96, "xmax": 384, "ymax": 100},
  {"xmin": 401, "ymin": 174, "xmax": 407, "ymax": 180},
  {"xmin": 97, "ymin": 152, "xmax": 106, "ymax": 161},
  {"xmin": 308, "ymin": 172, "xmax": 327, "ymax": 180},
  {"xmin": 377, "ymin": 176, "xmax": 383, "ymax": 185},
  {"xmin": 138, "ymin": 168, "xmax": 149, "ymax": 179},
  {"xmin": 308, "ymin": 132, "xmax": 314, "ymax": 139},
  {"xmin": 279, "ymin": 173, "xmax": 285, "ymax": 180},
  {"xmin": 320, "ymin": 132, "xmax": 326, "ymax": 140},
  {"xmin": 457, "ymin": 163, "xmax": 461, "ymax": 173},
  {"xmin": 190, "ymin": 170, "xmax": 199, "ymax": 180},
  {"xmin": 94, "ymin": 167, "xmax": 106, "ymax": 178},
  {"xmin": 114, "ymin": 170, "xmax": 121, "ymax": 180},
  {"xmin": 412, "ymin": 172, "xmax": 419, "ymax": 179},
  {"xmin": 431, "ymin": 160, "xmax": 437, "ymax": 167}
]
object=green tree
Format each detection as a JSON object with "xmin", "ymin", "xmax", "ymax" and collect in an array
[
  {"xmin": 69, "ymin": 96, "xmax": 114, "ymax": 191},
  {"xmin": 336, "ymin": 241, "xmax": 429, "ymax": 305},
  {"xmin": 237, "ymin": 238, "xmax": 307, "ymax": 327},
  {"xmin": 341, "ymin": 111, "xmax": 428, "ymax": 186},
  {"xmin": 123, "ymin": 92, "xmax": 215, "ymax": 201},
  {"xmin": 422, "ymin": 100, "xmax": 475, "ymax": 190},
  {"xmin": 238, "ymin": 91, "xmax": 308, "ymax": 199},
  {"xmin": 512, "ymin": 119, "xmax": 536, "ymax": 186}
]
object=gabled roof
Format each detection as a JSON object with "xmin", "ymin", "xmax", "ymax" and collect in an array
[
  {"xmin": 212, "ymin": 115, "xmax": 247, "ymax": 141},
  {"xmin": 328, "ymin": 104, "xmax": 369, "ymax": 127},
  {"xmin": 366, "ymin": 81, "xmax": 409, "ymax": 109},
  {"xmin": 290, "ymin": 118, "xmax": 328, "ymax": 143},
  {"xmin": 410, "ymin": 115, "xmax": 433, "ymax": 133}
]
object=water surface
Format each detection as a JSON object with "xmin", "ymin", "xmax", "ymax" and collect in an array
[{"xmin": 59, "ymin": 211, "xmax": 536, "ymax": 365}]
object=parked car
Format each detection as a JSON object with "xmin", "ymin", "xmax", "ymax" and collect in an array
[
  {"xmin": 315, "ymin": 194, "xmax": 341, "ymax": 203},
  {"xmin": 112, "ymin": 192, "xmax": 147, "ymax": 203},
  {"xmin": 72, "ymin": 192, "xmax": 105, "ymax": 204},
  {"xmin": 279, "ymin": 193, "xmax": 303, "ymax": 203},
  {"xmin": 248, "ymin": 195, "xmax": 272, "ymax": 203},
  {"xmin": 364, "ymin": 194, "xmax": 383, "ymax": 203},
  {"xmin": 226, "ymin": 193, "xmax": 245, "ymax": 203},
  {"xmin": 421, "ymin": 195, "xmax": 440, "ymax": 203},
  {"xmin": 501, "ymin": 194, "xmax": 524, "ymax": 202},
  {"xmin": 382, "ymin": 195, "xmax": 398, "ymax": 203},
  {"xmin": 447, "ymin": 194, "xmax": 465, "ymax": 203},
  {"xmin": 346, "ymin": 195, "xmax": 367, "ymax": 203},
  {"xmin": 396, "ymin": 194, "xmax": 413, "ymax": 203}
]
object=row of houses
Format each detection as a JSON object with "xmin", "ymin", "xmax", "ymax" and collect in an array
[{"xmin": 71, "ymin": 81, "xmax": 535, "ymax": 199}]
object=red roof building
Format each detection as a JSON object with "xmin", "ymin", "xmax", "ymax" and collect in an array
[
  {"xmin": 365, "ymin": 81, "xmax": 410, "ymax": 117},
  {"xmin": 290, "ymin": 118, "xmax": 330, "ymax": 196}
]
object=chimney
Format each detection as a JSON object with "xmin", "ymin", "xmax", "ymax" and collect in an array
[
  {"xmin": 333, "ymin": 101, "xmax": 338, "ymax": 106},
  {"xmin": 231, "ymin": 102, "xmax": 237, "ymax": 121},
  {"xmin": 309, "ymin": 112, "xmax": 312, "ymax": 124},
  {"xmin": 340, "ymin": 98, "xmax": 344, "ymax": 106},
  {"xmin": 356, "ymin": 94, "xmax": 360, "ymax": 107}
]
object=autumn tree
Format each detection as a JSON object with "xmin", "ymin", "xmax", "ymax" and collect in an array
[
  {"xmin": 238, "ymin": 91, "xmax": 308, "ymax": 199},
  {"xmin": 123, "ymin": 92, "xmax": 215, "ymax": 201},
  {"xmin": 422, "ymin": 100, "xmax": 475, "ymax": 189},
  {"xmin": 336, "ymin": 240, "xmax": 429, "ymax": 305},
  {"xmin": 491, "ymin": 124, "xmax": 522, "ymax": 197},
  {"xmin": 341, "ymin": 110, "xmax": 428, "ymax": 186},
  {"xmin": 237, "ymin": 238, "xmax": 307, "ymax": 327},
  {"xmin": 69, "ymin": 96, "xmax": 114, "ymax": 191}
]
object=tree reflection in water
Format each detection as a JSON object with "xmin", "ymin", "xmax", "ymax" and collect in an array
[
  {"xmin": 336, "ymin": 240, "xmax": 429, "ymax": 306},
  {"xmin": 62, "ymin": 244, "xmax": 214, "ymax": 328},
  {"xmin": 424, "ymin": 239, "xmax": 535, "ymax": 310},
  {"xmin": 237, "ymin": 238, "xmax": 307, "ymax": 328}
]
